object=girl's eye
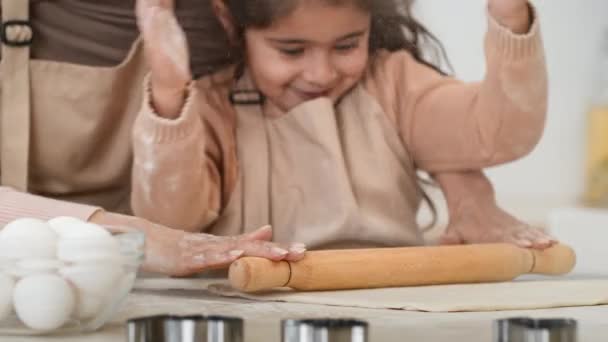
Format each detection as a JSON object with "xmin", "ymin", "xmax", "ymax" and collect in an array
[
  {"xmin": 335, "ymin": 42, "xmax": 359, "ymax": 52},
  {"xmin": 279, "ymin": 47, "xmax": 305, "ymax": 56}
]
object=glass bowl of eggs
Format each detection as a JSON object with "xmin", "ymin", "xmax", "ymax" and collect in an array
[{"xmin": 0, "ymin": 216, "xmax": 144, "ymax": 335}]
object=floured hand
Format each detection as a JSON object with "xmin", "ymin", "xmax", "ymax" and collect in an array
[
  {"xmin": 488, "ymin": 0, "xmax": 531, "ymax": 34},
  {"xmin": 136, "ymin": 0, "xmax": 191, "ymax": 118},
  {"xmin": 438, "ymin": 199, "xmax": 557, "ymax": 250},
  {"xmin": 434, "ymin": 170, "xmax": 557, "ymax": 250},
  {"xmin": 90, "ymin": 212, "xmax": 306, "ymax": 277}
]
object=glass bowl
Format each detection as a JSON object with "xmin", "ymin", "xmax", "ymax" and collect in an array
[{"xmin": 0, "ymin": 217, "xmax": 144, "ymax": 336}]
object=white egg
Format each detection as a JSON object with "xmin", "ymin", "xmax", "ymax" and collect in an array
[
  {"xmin": 0, "ymin": 218, "xmax": 57, "ymax": 260},
  {"xmin": 0, "ymin": 273, "xmax": 15, "ymax": 321},
  {"xmin": 1, "ymin": 218, "xmax": 56, "ymax": 239},
  {"xmin": 0, "ymin": 238, "xmax": 56, "ymax": 261},
  {"xmin": 6, "ymin": 259, "xmax": 65, "ymax": 278},
  {"xmin": 73, "ymin": 292, "xmax": 104, "ymax": 320},
  {"xmin": 17, "ymin": 259, "xmax": 64, "ymax": 270},
  {"xmin": 57, "ymin": 236, "xmax": 120, "ymax": 262},
  {"xmin": 47, "ymin": 216, "xmax": 83, "ymax": 228},
  {"xmin": 60, "ymin": 262, "xmax": 123, "ymax": 296},
  {"xmin": 13, "ymin": 274, "xmax": 75, "ymax": 330},
  {"xmin": 73, "ymin": 271, "xmax": 136, "ymax": 321},
  {"xmin": 60, "ymin": 262, "xmax": 125, "ymax": 320},
  {"xmin": 48, "ymin": 217, "xmax": 110, "ymax": 239}
]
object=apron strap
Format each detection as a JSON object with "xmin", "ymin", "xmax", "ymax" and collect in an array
[
  {"xmin": 1, "ymin": 0, "xmax": 32, "ymax": 191},
  {"xmin": 234, "ymin": 102, "xmax": 271, "ymax": 231}
]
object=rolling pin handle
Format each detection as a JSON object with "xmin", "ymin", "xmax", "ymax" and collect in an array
[
  {"xmin": 229, "ymin": 257, "xmax": 292, "ymax": 292},
  {"xmin": 528, "ymin": 244, "xmax": 576, "ymax": 275}
]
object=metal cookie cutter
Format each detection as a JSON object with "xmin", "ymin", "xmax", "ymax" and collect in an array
[
  {"xmin": 127, "ymin": 314, "xmax": 243, "ymax": 342},
  {"xmin": 494, "ymin": 317, "xmax": 577, "ymax": 342},
  {"xmin": 282, "ymin": 318, "xmax": 368, "ymax": 342}
]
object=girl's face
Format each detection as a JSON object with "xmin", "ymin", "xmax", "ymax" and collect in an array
[{"xmin": 244, "ymin": 1, "xmax": 371, "ymax": 112}]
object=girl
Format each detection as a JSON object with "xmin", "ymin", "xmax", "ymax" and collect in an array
[{"xmin": 132, "ymin": 0, "xmax": 556, "ymax": 252}]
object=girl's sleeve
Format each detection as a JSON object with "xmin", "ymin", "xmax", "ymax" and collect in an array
[
  {"xmin": 130, "ymin": 77, "xmax": 225, "ymax": 232},
  {"xmin": 373, "ymin": 6, "xmax": 547, "ymax": 172}
]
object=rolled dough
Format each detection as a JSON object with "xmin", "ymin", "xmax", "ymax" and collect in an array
[{"xmin": 135, "ymin": 278, "xmax": 608, "ymax": 312}]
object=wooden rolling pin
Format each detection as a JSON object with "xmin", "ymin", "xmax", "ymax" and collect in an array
[{"xmin": 228, "ymin": 243, "xmax": 576, "ymax": 292}]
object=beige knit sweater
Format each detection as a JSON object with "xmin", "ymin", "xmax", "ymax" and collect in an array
[{"xmin": 130, "ymin": 11, "xmax": 548, "ymax": 242}]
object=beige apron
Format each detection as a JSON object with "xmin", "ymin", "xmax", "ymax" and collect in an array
[
  {"xmin": 0, "ymin": 0, "xmax": 146, "ymax": 213},
  {"xmin": 212, "ymin": 74, "xmax": 425, "ymax": 249}
]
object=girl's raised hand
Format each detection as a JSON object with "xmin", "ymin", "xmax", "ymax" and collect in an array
[
  {"xmin": 488, "ymin": 0, "xmax": 532, "ymax": 34},
  {"xmin": 136, "ymin": 0, "xmax": 192, "ymax": 118}
]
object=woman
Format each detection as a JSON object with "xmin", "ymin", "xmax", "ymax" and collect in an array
[{"xmin": 0, "ymin": 0, "xmax": 304, "ymax": 277}]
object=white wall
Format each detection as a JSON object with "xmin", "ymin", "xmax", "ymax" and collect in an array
[{"xmin": 414, "ymin": 0, "xmax": 608, "ymax": 222}]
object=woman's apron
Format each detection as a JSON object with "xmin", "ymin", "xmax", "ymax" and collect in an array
[
  {"xmin": 0, "ymin": 0, "xmax": 146, "ymax": 213},
  {"xmin": 211, "ymin": 74, "xmax": 426, "ymax": 249}
]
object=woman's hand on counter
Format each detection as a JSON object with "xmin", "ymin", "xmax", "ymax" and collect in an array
[{"xmin": 90, "ymin": 211, "xmax": 306, "ymax": 277}]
